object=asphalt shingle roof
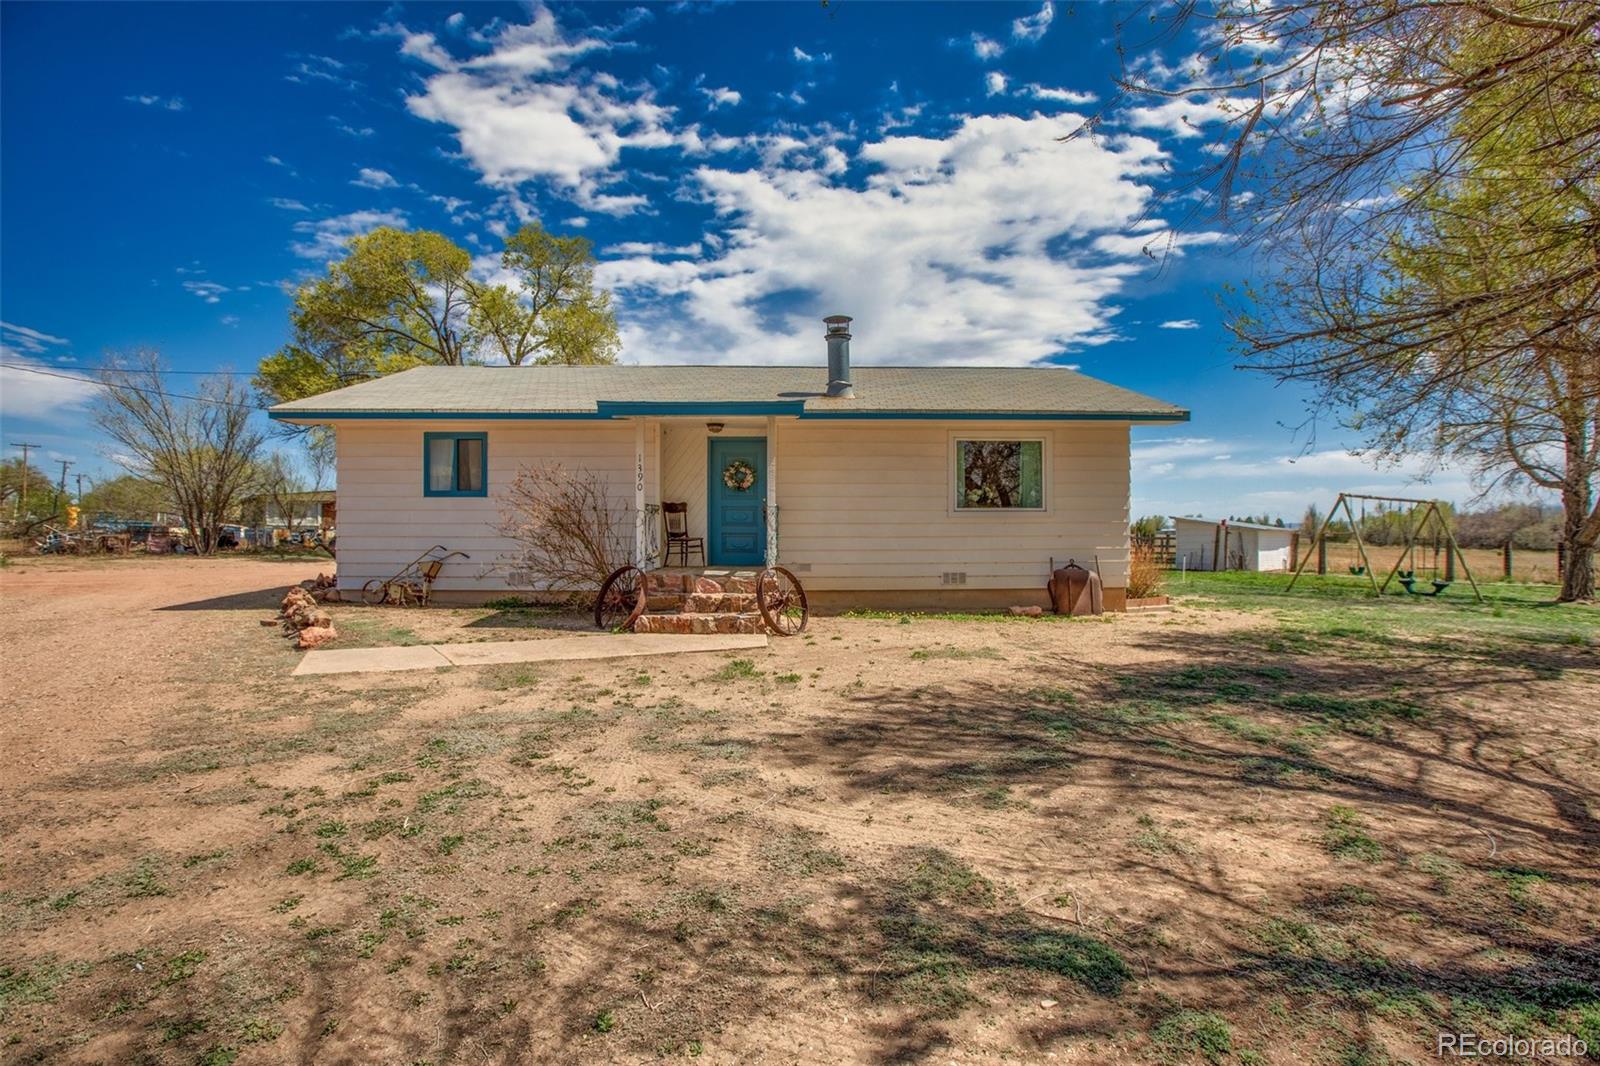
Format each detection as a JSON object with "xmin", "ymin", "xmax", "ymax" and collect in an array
[{"xmin": 270, "ymin": 365, "xmax": 1188, "ymax": 421}]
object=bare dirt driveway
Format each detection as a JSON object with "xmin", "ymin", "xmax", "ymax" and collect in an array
[{"xmin": 2, "ymin": 557, "xmax": 1597, "ymax": 1065}]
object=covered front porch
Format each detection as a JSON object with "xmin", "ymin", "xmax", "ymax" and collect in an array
[{"xmin": 625, "ymin": 411, "xmax": 789, "ymax": 573}]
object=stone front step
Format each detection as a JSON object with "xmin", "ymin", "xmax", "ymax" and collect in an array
[
  {"xmin": 632, "ymin": 612, "xmax": 764, "ymax": 635},
  {"xmin": 646, "ymin": 592, "xmax": 757, "ymax": 613},
  {"xmin": 645, "ymin": 568, "xmax": 759, "ymax": 595}
]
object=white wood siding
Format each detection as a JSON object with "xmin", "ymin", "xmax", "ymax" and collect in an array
[
  {"xmin": 333, "ymin": 421, "xmax": 652, "ymax": 593},
  {"xmin": 772, "ymin": 421, "xmax": 1129, "ymax": 590},
  {"xmin": 334, "ymin": 418, "xmax": 1131, "ymax": 593}
]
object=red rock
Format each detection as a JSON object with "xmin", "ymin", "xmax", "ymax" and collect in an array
[
  {"xmin": 1008, "ymin": 605, "xmax": 1043, "ymax": 617},
  {"xmin": 259, "ymin": 618, "xmax": 280, "ymax": 627},
  {"xmin": 296, "ymin": 625, "xmax": 338, "ymax": 649},
  {"xmin": 281, "ymin": 587, "xmax": 315, "ymax": 612}
]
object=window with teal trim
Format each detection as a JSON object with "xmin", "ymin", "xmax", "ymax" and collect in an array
[{"xmin": 424, "ymin": 432, "xmax": 487, "ymax": 497}]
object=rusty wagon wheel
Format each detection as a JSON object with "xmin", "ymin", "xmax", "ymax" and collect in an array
[
  {"xmin": 594, "ymin": 565, "xmax": 646, "ymax": 631},
  {"xmin": 360, "ymin": 579, "xmax": 389, "ymax": 606},
  {"xmin": 756, "ymin": 566, "xmax": 808, "ymax": 636}
]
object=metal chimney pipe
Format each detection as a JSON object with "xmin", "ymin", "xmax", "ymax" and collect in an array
[{"xmin": 823, "ymin": 314, "xmax": 854, "ymax": 398}]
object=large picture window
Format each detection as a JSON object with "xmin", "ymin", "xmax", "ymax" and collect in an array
[
  {"xmin": 955, "ymin": 438, "xmax": 1044, "ymax": 510},
  {"xmin": 423, "ymin": 432, "xmax": 487, "ymax": 497}
]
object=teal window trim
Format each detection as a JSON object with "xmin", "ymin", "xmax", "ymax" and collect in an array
[{"xmin": 423, "ymin": 432, "xmax": 488, "ymax": 497}]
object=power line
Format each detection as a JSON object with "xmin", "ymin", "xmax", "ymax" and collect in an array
[
  {"xmin": 0, "ymin": 362, "xmax": 268, "ymax": 410},
  {"xmin": 91, "ymin": 366, "xmax": 257, "ymax": 376}
]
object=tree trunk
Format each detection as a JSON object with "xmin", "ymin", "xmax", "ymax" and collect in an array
[
  {"xmin": 1561, "ymin": 537, "xmax": 1595, "ymax": 602},
  {"xmin": 1557, "ymin": 465, "xmax": 1596, "ymax": 602}
]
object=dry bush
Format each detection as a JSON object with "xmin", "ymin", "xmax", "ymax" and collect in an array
[
  {"xmin": 495, "ymin": 463, "xmax": 630, "ymax": 591},
  {"xmin": 1126, "ymin": 543, "xmax": 1166, "ymax": 600}
]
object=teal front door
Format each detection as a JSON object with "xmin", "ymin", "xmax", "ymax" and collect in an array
[{"xmin": 707, "ymin": 437, "xmax": 766, "ymax": 566}]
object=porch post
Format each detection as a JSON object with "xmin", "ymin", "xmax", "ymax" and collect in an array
[
  {"xmin": 765, "ymin": 415, "xmax": 778, "ymax": 567},
  {"xmin": 633, "ymin": 418, "xmax": 646, "ymax": 569}
]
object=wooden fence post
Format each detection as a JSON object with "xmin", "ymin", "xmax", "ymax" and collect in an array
[
  {"xmin": 1317, "ymin": 537, "xmax": 1327, "ymax": 575},
  {"xmin": 1557, "ymin": 541, "xmax": 1565, "ymax": 579},
  {"xmin": 1503, "ymin": 542, "xmax": 1513, "ymax": 579}
]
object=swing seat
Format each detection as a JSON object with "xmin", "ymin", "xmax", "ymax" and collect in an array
[
  {"xmin": 1348, "ymin": 565, "xmax": 1366, "ymax": 576},
  {"xmin": 1431, "ymin": 579, "xmax": 1451, "ymax": 594}
]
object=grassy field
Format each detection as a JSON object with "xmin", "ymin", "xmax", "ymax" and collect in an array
[
  {"xmin": 2, "ymin": 559, "xmax": 1596, "ymax": 1063},
  {"xmin": 1283, "ymin": 543, "xmax": 1561, "ymax": 585}
]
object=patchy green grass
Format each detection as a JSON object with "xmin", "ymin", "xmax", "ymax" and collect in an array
[
  {"xmin": 709, "ymin": 658, "xmax": 761, "ymax": 682},
  {"xmin": 334, "ymin": 613, "xmax": 425, "ymax": 648},
  {"xmin": 1153, "ymin": 1009, "xmax": 1233, "ymax": 1063},
  {"xmin": 909, "ymin": 645, "xmax": 1004, "ymax": 661},
  {"xmin": 1322, "ymin": 806, "xmax": 1382, "ymax": 862}
]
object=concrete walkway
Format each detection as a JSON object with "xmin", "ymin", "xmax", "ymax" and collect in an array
[{"xmin": 292, "ymin": 631, "xmax": 769, "ymax": 677}]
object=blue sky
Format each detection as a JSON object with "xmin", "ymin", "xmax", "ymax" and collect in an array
[{"xmin": 1, "ymin": 1, "xmax": 1507, "ymax": 519}]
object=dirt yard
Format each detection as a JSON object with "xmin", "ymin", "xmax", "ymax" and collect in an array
[{"xmin": 2, "ymin": 558, "xmax": 1597, "ymax": 1065}]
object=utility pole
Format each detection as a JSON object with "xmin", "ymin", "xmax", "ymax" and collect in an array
[
  {"xmin": 75, "ymin": 473, "xmax": 91, "ymax": 528},
  {"xmin": 9, "ymin": 442, "xmax": 41, "ymax": 518},
  {"xmin": 55, "ymin": 459, "xmax": 73, "ymax": 519}
]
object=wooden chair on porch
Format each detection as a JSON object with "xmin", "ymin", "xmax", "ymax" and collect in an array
[{"xmin": 662, "ymin": 502, "xmax": 705, "ymax": 567}]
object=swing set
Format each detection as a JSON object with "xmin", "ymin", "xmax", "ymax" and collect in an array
[{"xmin": 1286, "ymin": 492, "xmax": 1483, "ymax": 602}]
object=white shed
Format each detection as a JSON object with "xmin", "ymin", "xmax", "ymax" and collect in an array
[{"xmin": 1171, "ymin": 517, "xmax": 1296, "ymax": 572}]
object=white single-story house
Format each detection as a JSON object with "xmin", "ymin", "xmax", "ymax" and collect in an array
[
  {"xmin": 1171, "ymin": 516, "xmax": 1297, "ymax": 572},
  {"xmin": 270, "ymin": 317, "xmax": 1188, "ymax": 611}
]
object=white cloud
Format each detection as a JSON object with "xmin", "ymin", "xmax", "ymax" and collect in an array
[
  {"xmin": 985, "ymin": 71, "xmax": 1009, "ymax": 96},
  {"xmin": 792, "ymin": 46, "xmax": 830, "ymax": 64},
  {"xmin": 606, "ymin": 241, "xmax": 699, "ymax": 257},
  {"xmin": 182, "ymin": 280, "xmax": 230, "ymax": 304},
  {"xmin": 967, "ymin": 34, "xmax": 1004, "ymax": 60},
  {"xmin": 0, "ymin": 359, "xmax": 97, "ymax": 422},
  {"xmin": 700, "ymin": 85, "xmax": 741, "ymax": 109},
  {"xmin": 220, "ymin": 315, "xmax": 241, "ymax": 327},
  {"xmin": 0, "ymin": 321, "xmax": 70, "ymax": 355},
  {"xmin": 0, "ymin": 323, "xmax": 91, "ymax": 421},
  {"xmin": 124, "ymin": 93, "xmax": 185, "ymax": 111},
  {"xmin": 352, "ymin": 167, "xmax": 399, "ymax": 189},
  {"xmin": 1011, "ymin": 1, "xmax": 1054, "ymax": 42},
  {"xmin": 1129, "ymin": 437, "xmax": 1520, "ymax": 519},
  {"xmin": 268, "ymin": 197, "xmax": 309, "ymax": 211},
  {"xmin": 597, "ymin": 113, "xmax": 1171, "ymax": 367},
  {"xmin": 1024, "ymin": 84, "xmax": 1097, "ymax": 106},
  {"xmin": 1158, "ymin": 318, "xmax": 1200, "ymax": 329},
  {"xmin": 290, "ymin": 209, "xmax": 408, "ymax": 259},
  {"xmin": 1091, "ymin": 228, "xmax": 1227, "ymax": 258},
  {"xmin": 286, "ymin": 55, "xmax": 359, "ymax": 91},
  {"xmin": 1122, "ymin": 95, "xmax": 1255, "ymax": 138},
  {"xmin": 400, "ymin": 11, "xmax": 669, "ymax": 214}
]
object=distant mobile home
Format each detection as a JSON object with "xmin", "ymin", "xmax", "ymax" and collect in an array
[
  {"xmin": 1172, "ymin": 516, "xmax": 1296, "ymax": 572},
  {"xmin": 270, "ymin": 317, "xmax": 1189, "ymax": 611}
]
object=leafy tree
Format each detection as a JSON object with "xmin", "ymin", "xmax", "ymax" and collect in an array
[
  {"xmin": 81, "ymin": 474, "xmax": 173, "ymax": 520},
  {"xmin": 1130, "ymin": 514, "xmax": 1166, "ymax": 546},
  {"xmin": 255, "ymin": 223, "xmax": 620, "ymax": 421},
  {"xmin": 94, "ymin": 349, "xmax": 265, "ymax": 554},
  {"xmin": 474, "ymin": 224, "xmax": 621, "ymax": 366},
  {"xmin": 1, "ymin": 457, "xmax": 52, "ymax": 519}
]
